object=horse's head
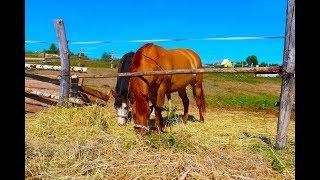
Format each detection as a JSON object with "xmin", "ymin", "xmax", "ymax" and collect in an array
[
  {"xmin": 129, "ymin": 80, "xmax": 151, "ymax": 135},
  {"xmin": 113, "ymin": 52, "xmax": 134, "ymax": 125}
]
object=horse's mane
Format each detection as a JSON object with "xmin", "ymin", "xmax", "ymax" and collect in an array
[
  {"xmin": 114, "ymin": 51, "xmax": 135, "ymax": 108},
  {"xmin": 119, "ymin": 51, "xmax": 134, "ymax": 72},
  {"xmin": 130, "ymin": 43, "xmax": 154, "ymax": 71},
  {"xmin": 129, "ymin": 77, "xmax": 150, "ymax": 116}
]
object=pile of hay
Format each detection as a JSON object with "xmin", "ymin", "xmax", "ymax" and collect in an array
[{"xmin": 25, "ymin": 105, "xmax": 295, "ymax": 179}]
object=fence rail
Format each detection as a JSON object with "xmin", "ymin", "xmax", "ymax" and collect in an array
[
  {"xmin": 25, "ymin": 64, "xmax": 88, "ymax": 73},
  {"xmin": 25, "ymin": 88, "xmax": 84, "ymax": 104},
  {"xmin": 76, "ymin": 66, "xmax": 280, "ymax": 79}
]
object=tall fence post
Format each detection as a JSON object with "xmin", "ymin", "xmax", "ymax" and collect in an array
[
  {"xmin": 275, "ymin": 0, "xmax": 295, "ymax": 148},
  {"xmin": 54, "ymin": 19, "xmax": 70, "ymax": 106}
]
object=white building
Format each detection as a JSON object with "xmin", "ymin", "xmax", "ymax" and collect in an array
[{"xmin": 220, "ymin": 58, "xmax": 233, "ymax": 67}]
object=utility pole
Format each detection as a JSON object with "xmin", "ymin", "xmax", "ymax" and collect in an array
[{"xmin": 110, "ymin": 49, "xmax": 114, "ymax": 68}]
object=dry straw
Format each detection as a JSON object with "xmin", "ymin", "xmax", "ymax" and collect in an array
[{"xmin": 26, "ymin": 105, "xmax": 294, "ymax": 179}]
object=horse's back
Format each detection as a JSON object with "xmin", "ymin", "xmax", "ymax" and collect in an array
[
  {"xmin": 164, "ymin": 48, "xmax": 203, "ymax": 92},
  {"xmin": 169, "ymin": 48, "xmax": 202, "ymax": 69}
]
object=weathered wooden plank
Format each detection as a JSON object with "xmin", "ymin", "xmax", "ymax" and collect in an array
[
  {"xmin": 25, "ymin": 64, "xmax": 88, "ymax": 73},
  {"xmin": 25, "ymin": 57, "xmax": 45, "ymax": 61},
  {"xmin": 79, "ymin": 92, "xmax": 107, "ymax": 106},
  {"xmin": 25, "ymin": 93, "xmax": 58, "ymax": 106},
  {"xmin": 25, "ymin": 88, "xmax": 84, "ymax": 105},
  {"xmin": 25, "ymin": 72, "xmax": 60, "ymax": 85},
  {"xmin": 79, "ymin": 85, "xmax": 111, "ymax": 102},
  {"xmin": 25, "ymin": 100, "xmax": 52, "ymax": 108}
]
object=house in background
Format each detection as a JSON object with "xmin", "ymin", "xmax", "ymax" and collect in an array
[{"xmin": 220, "ymin": 58, "xmax": 233, "ymax": 68}]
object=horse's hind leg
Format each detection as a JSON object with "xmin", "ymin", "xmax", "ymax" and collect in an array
[
  {"xmin": 178, "ymin": 89, "xmax": 189, "ymax": 124},
  {"xmin": 191, "ymin": 76, "xmax": 206, "ymax": 122}
]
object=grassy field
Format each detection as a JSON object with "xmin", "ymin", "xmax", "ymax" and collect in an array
[
  {"xmin": 25, "ymin": 56, "xmax": 118, "ymax": 68},
  {"xmin": 25, "ymin": 67, "xmax": 295, "ymax": 179},
  {"xmin": 202, "ymin": 73, "xmax": 284, "ymax": 111}
]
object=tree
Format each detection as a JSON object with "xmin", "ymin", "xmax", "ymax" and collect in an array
[
  {"xmin": 44, "ymin": 43, "xmax": 59, "ymax": 54},
  {"xmin": 101, "ymin": 52, "xmax": 112, "ymax": 61},
  {"xmin": 246, "ymin": 55, "xmax": 258, "ymax": 66},
  {"xmin": 69, "ymin": 51, "xmax": 75, "ymax": 56},
  {"xmin": 269, "ymin": 63, "xmax": 280, "ymax": 67},
  {"xmin": 260, "ymin": 62, "xmax": 268, "ymax": 67},
  {"xmin": 234, "ymin": 61, "xmax": 247, "ymax": 67}
]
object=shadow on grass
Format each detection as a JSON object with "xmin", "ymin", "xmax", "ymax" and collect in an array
[
  {"xmin": 243, "ymin": 131, "xmax": 294, "ymax": 173},
  {"xmin": 148, "ymin": 114, "xmax": 200, "ymax": 129}
]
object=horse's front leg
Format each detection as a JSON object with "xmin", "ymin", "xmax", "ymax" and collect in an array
[
  {"xmin": 155, "ymin": 83, "xmax": 167, "ymax": 133},
  {"xmin": 166, "ymin": 93, "xmax": 172, "ymax": 118}
]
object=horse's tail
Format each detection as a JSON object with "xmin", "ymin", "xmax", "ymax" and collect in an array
[
  {"xmin": 198, "ymin": 84, "xmax": 206, "ymax": 114},
  {"xmin": 193, "ymin": 75, "xmax": 206, "ymax": 116}
]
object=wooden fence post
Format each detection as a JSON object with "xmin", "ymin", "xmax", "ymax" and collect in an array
[
  {"xmin": 70, "ymin": 75, "xmax": 80, "ymax": 98},
  {"xmin": 275, "ymin": 0, "xmax": 295, "ymax": 148},
  {"xmin": 54, "ymin": 19, "xmax": 70, "ymax": 106}
]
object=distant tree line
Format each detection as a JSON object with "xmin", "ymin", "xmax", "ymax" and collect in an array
[{"xmin": 232, "ymin": 55, "xmax": 280, "ymax": 67}]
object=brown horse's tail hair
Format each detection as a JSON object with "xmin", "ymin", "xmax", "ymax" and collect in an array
[{"xmin": 192, "ymin": 81, "xmax": 206, "ymax": 115}]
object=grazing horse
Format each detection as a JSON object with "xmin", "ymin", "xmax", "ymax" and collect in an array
[
  {"xmin": 112, "ymin": 51, "xmax": 172, "ymax": 125},
  {"xmin": 129, "ymin": 43, "xmax": 206, "ymax": 135}
]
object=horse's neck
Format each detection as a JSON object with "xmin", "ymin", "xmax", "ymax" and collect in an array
[
  {"xmin": 152, "ymin": 45, "xmax": 167, "ymax": 57},
  {"xmin": 140, "ymin": 45, "xmax": 166, "ymax": 69}
]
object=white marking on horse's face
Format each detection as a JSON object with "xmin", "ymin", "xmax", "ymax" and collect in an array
[
  {"xmin": 117, "ymin": 103, "xmax": 128, "ymax": 125},
  {"xmin": 150, "ymin": 107, "xmax": 155, "ymax": 116}
]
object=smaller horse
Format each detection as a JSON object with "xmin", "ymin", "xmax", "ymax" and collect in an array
[
  {"xmin": 111, "ymin": 52, "xmax": 135, "ymax": 125},
  {"xmin": 112, "ymin": 52, "xmax": 172, "ymax": 125}
]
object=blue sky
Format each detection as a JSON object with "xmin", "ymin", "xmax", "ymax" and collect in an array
[{"xmin": 25, "ymin": 0, "xmax": 287, "ymax": 64}]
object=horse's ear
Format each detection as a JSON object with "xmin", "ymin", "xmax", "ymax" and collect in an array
[{"xmin": 111, "ymin": 90, "xmax": 117, "ymax": 98}]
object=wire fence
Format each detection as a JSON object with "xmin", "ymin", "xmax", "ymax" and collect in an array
[{"xmin": 26, "ymin": 35, "xmax": 284, "ymax": 45}]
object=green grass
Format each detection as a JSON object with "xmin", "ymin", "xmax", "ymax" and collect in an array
[
  {"xmin": 253, "ymin": 144, "xmax": 295, "ymax": 173},
  {"xmin": 25, "ymin": 57, "xmax": 120, "ymax": 68},
  {"xmin": 206, "ymin": 93, "xmax": 279, "ymax": 110},
  {"xmin": 205, "ymin": 73, "xmax": 281, "ymax": 84},
  {"xmin": 25, "ymin": 52, "xmax": 45, "ymax": 58},
  {"xmin": 144, "ymin": 132, "xmax": 197, "ymax": 153},
  {"xmin": 200, "ymin": 73, "xmax": 282, "ymax": 111}
]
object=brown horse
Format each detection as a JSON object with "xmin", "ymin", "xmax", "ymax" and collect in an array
[{"xmin": 129, "ymin": 43, "xmax": 206, "ymax": 135}]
